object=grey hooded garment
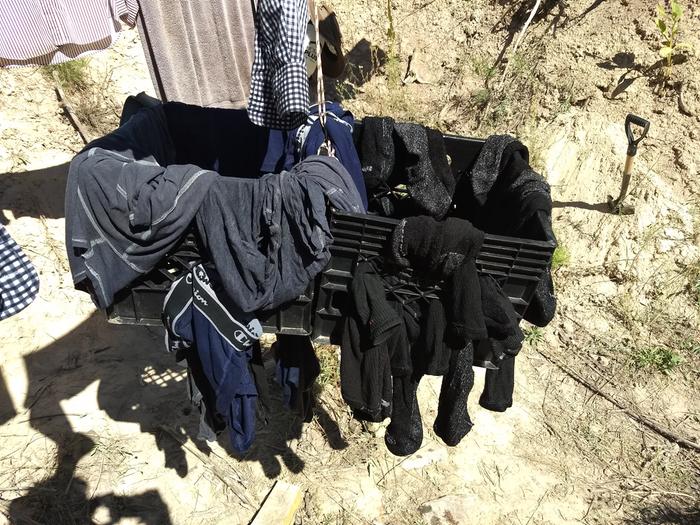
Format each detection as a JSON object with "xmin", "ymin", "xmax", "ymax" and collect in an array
[
  {"xmin": 196, "ymin": 155, "xmax": 364, "ymax": 314},
  {"xmin": 65, "ymin": 106, "xmax": 216, "ymax": 309}
]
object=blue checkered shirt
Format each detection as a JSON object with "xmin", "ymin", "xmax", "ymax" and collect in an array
[{"xmin": 0, "ymin": 224, "xmax": 40, "ymax": 320}]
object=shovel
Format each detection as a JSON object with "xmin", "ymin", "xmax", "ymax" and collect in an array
[{"xmin": 608, "ymin": 114, "xmax": 650, "ymax": 215}]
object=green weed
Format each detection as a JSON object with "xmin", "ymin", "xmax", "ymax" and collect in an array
[
  {"xmin": 43, "ymin": 59, "xmax": 90, "ymax": 91},
  {"xmin": 632, "ymin": 346, "xmax": 682, "ymax": 374},
  {"xmin": 471, "ymin": 56, "xmax": 497, "ymax": 84},
  {"xmin": 315, "ymin": 345, "xmax": 340, "ymax": 391},
  {"xmin": 471, "ymin": 88, "xmax": 491, "ymax": 107},
  {"xmin": 655, "ymin": 1, "xmax": 693, "ymax": 79},
  {"xmin": 551, "ymin": 246, "xmax": 570, "ymax": 271},
  {"xmin": 510, "ymin": 51, "xmax": 533, "ymax": 78},
  {"xmin": 680, "ymin": 338, "xmax": 700, "ymax": 355},
  {"xmin": 523, "ymin": 326, "xmax": 544, "ymax": 347}
]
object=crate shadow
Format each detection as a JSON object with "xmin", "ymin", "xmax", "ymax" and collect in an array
[{"xmin": 552, "ymin": 200, "xmax": 610, "ymax": 213}]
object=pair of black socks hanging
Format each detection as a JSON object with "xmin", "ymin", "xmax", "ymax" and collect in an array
[
  {"xmin": 385, "ymin": 341, "xmax": 477, "ymax": 454},
  {"xmin": 384, "ymin": 351, "xmax": 477, "ymax": 454}
]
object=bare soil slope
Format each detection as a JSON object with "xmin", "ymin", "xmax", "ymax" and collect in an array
[{"xmin": 1, "ymin": 2, "xmax": 699, "ymax": 524}]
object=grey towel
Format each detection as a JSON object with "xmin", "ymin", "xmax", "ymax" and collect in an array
[
  {"xmin": 65, "ymin": 106, "xmax": 216, "ymax": 308},
  {"xmin": 137, "ymin": 1, "xmax": 256, "ymax": 109},
  {"xmin": 196, "ymin": 155, "xmax": 364, "ymax": 313}
]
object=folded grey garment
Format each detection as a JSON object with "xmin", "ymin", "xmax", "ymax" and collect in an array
[{"xmin": 65, "ymin": 105, "xmax": 216, "ymax": 309}]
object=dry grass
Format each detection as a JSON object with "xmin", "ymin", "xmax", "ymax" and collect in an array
[
  {"xmin": 43, "ymin": 57, "xmax": 121, "ymax": 141},
  {"xmin": 315, "ymin": 345, "xmax": 341, "ymax": 392},
  {"xmin": 524, "ymin": 360, "xmax": 700, "ymax": 523}
]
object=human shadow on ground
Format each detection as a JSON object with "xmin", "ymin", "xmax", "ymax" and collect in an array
[
  {"xmin": 0, "ymin": 162, "xmax": 69, "ymax": 224},
  {"xmin": 7, "ymin": 311, "xmax": 347, "ymax": 523}
]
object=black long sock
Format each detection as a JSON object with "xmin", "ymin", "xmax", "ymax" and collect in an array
[
  {"xmin": 433, "ymin": 342, "xmax": 474, "ymax": 446},
  {"xmin": 249, "ymin": 341, "xmax": 271, "ymax": 423},
  {"xmin": 479, "ymin": 356, "xmax": 515, "ymax": 412},
  {"xmin": 385, "ymin": 374, "xmax": 423, "ymax": 456}
]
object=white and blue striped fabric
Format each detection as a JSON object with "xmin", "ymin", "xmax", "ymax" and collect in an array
[{"xmin": 0, "ymin": 0, "xmax": 138, "ymax": 67}]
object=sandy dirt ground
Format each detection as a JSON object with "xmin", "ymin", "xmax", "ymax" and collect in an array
[{"xmin": 1, "ymin": 1, "xmax": 700, "ymax": 524}]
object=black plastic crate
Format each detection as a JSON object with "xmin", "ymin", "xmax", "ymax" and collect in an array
[
  {"xmin": 106, "ymin": 232, "xmax": 316, "ymax": 336},
  {"xmin": 105, "ymin": 98, "xmax": 555, "ymax": 361},
  {"xmin": 107, "ymin": 206, "xmax": 554, "ymax": 342},
  {"xmin": 312, "ymin": 210, "xmax": 555, "ymax": 344}
]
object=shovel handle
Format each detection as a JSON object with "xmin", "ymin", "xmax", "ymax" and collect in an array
[{"xmin": 625, "ymin": 114, "xmax": 650, "ymax": 156}]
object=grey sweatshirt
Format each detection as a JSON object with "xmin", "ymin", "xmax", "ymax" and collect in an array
[{"xmin": 196, "ymin": 155, "xmax": 364, "ymax": 313}]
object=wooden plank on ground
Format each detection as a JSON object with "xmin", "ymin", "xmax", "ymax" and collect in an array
[{"xmin": 250, "ymin": 480, "xmax": 303, "ymax": 525}]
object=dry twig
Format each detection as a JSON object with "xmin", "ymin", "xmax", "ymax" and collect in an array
[
  {"xmin": 52, "ymin": 71, "xmax": 91, "ymax": 144},
  {"xmin": 499, "ymin": 0, "xmax": 543, "ymax": 88},
  {"xmin": 536, "ymin": 349, "xmax": 700, "ymax": 452}
]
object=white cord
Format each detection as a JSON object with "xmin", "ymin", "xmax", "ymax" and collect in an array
[{"xmin": 312, "ymin": 1, "xmax": 335, "ymax": 157}]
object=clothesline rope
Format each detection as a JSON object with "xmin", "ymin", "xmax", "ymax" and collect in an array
[{"xmin": 312, "ymin": 0, "xmax": 335, "ymax": 157}]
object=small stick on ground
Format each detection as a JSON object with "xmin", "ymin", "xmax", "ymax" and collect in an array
[
  {"xmin": 536, "ymin": 349, "xmax": 700, "ymax": 453},
  {"xmin": 499, "ymin": 0, "xmax": 542, "ymax": 88},
  {"xmin": 250, "ymin": 480, "xmax": 303, "ymax": 525},
  {"xmin": 52, "ymin": 71, "xmax": 91, "ymax": 145}
]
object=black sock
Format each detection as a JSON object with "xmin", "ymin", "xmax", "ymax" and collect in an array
[
  {"xmin": 385, "ymin": 374, "xmax": 423, "ymax": 456},
  {"xmin": 249, "ymin": 341, "xmax": 271, "ymax": 423},
  {"xmin": 479, "ymin": 356, "xmax": 515, "ymax": 412},
  {"xmin": 447, "ymin": 260, "xmax": 487, "ymax": 342},
  {"xmin": 426, "ymin": 127, "xmax": 455, "ymax": 198},
  {"xmin": 275, "ymin": 335, "xmax": 320, "ymax": 422},
  {"xmin": 479, "ymin": 274, "xmax": 523, "ymax": 353},
  {"xmin": 433, "ymin": 342, "xmax": 475, "ymax": 446},
  {"xmin": 358, "ymin": 116, "xmax": 395, "ymax": 191}
]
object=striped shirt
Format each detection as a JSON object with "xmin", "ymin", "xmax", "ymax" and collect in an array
[{"xmin": 0, "ymin": 0, "xmax": 138, "ymax": 67}]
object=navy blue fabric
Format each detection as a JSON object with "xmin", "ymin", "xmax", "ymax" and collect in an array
[
  {"xmin": 162, "ymin": 102, "xmax": 271, "ymax": 179},
  {"xmin": 163, "ymin": 264, "xmax": 261, "ymax": 454},
  {"xmin": 263, "ymin": 103, "xmax": 368, "ymax": 210},
  {"xmin": 273, "ymin": 335, "xmax": 320, "ymax": 422}
]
